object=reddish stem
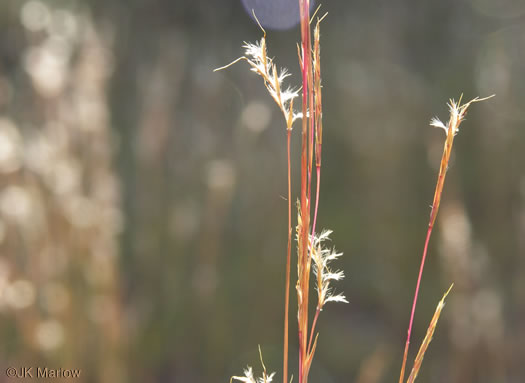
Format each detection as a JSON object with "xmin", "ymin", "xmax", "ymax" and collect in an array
[
  {"xmin": 311, "ymin": 166, "xmax": 321, "ymax": 241},
  {"xmin": 307, "ymin": 307, "xmax": 320, "ymax": 355},
  {"xmin": 298, "ymin": 329, "xmax": 303, "ymax": 383},
  {"xmin": 399, "ymin": 223, "xmax": 433, "ymax": 383},
  {"xmin": 283, "ymin": 130, "xmax": 292, "ymax": 383},
  {"xmin": 298, "ymin": 1, "xmax": 311, "ymax": 382}
]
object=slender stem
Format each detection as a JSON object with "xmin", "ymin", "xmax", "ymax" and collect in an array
[
  {"xmin": 307, "ymin": 307, "xmax": 320, "ymax": 355},
  {"xmin": 307, "ymin": 52, "xmax": 315, "ymax": 217},
  {"xmin": 283, "ymin": 130, "xmax": 292, "ymax": 383},
  {"xmin": 399, "ymin": 110, "xmax": 455, "ymax": 383},
  {"xmin": 311, "ymin": 166, "xmax": 321, "ymax": 244},
  {"xmin": 298, "ymin": 2, "xmax": 312, "ymax": 383},
  {"xmin": 298, "ymin": 329, "xmax": 303, "ymax": 383},
  {"xmin": 397, "ymin": 97, "xmax": 492, "ymax": 383},
  {"xmin": 304, "ymin": 167, "xmax": 321, "ymax": 367},
  {"xmin": 399, "ymin": 224, "xmax": 433, "ymax": 383}
]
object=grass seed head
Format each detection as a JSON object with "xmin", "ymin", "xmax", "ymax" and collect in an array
[
  {"xmin": 215, "ymin": 36, "xmax": 300, "ymax": 129},
  {"xmin": 309, "ymin": 230, "xmax": 348, "ymax": 310},
  {"xmin": 230, "ymin": 346, "xmax": 276, "ymax": 383}
]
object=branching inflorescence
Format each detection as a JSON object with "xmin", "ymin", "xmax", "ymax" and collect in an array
[
  {"xmin": 217, "ymin": 5, "xmax": 347, "ymax": 383},
  {"xmin": 218, "ymin": 3, "xmax": 494, "ymax": 383}
]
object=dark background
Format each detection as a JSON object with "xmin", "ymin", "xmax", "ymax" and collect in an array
[{"xmin": 0, "ymin": 0, "xmax": 524, "ymax": 382}]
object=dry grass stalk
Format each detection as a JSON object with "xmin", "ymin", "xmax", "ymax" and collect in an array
[
  {"xmin": 217, "ymin": 4, "xmax": 347, "ymax": 383},
  {"xmin": 296, "ymin": 4, "xmax": 341, "ymax": 383},
  {"xmin": 297, "ymin": 1, "xmax": 313, "ymax": 378},
  {"xmin": 398, "ymin": 95, "xmax": 494, "ymax": 383},
  {"xmin": 216, "ymin": 4, "xmax": 495, "ymax": 383},
  {"xmin": 427, "ymin": 95, "xmax": 495, "ymax": 227},
  {"xmin": 406, "ymin": 284, "xmax": 454, "ymax": 383},
  {"xmin": 311, "ymin": 12, "xmax": 327, "ymax": 273},
  {"xmin": 304, "ymin": 20, "xmax": 328, "ymax": 367},
  {"xmin": 220, "ymin": 8, "xmax": 494, "ymax": 379}
]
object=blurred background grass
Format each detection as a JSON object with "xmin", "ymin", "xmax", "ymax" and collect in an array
[{"xmin": 0, "ymin": 0, "xmax": 524, "ymax": 382}]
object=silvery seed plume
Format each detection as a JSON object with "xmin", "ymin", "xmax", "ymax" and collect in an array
[
  {"xmin": 231, "ymin": 366, "xmax": 275, "ymax": 383},
  {"xmin": 310, "ymin": 230, "xmax": 348, "ymax": 309},
  {"xmin": 215, "ymin": 34, "xmax": 301, "ymax": 130},
  {"xmin": 241, "ymin": 39, "xmax": 301, "ymax": 125},
  {"xmin": 430, "ymin": 95, "xmax": 494, "ymax": 136}
]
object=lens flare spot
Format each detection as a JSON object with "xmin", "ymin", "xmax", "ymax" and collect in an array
[{"xmin": 241, "ymin": 0, "xmax": 315, "ymax": 31}]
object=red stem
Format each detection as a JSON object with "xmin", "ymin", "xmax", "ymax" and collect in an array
[
  {"xmin": 283, "ymin": 130, "xmax": 292, "ymax": 383},
  {"xmin": 298, "ymin": 1, "xmax": 311, "ymax": 382},
  {"xmin": 298, "ymin": 2, "xmax": 312, "ymax": 383},
  {"xmin": 311, "ymin": 166, "xmax": 321, "ymax": 241},
  {"xmin": 399, "ymin": 223, "xmax": 434, "ymax": 383}
]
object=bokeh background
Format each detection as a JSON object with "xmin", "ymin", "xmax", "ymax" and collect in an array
[{"xmin": 0, "ymin": 0, "xmax": 524, "ymax": 382}]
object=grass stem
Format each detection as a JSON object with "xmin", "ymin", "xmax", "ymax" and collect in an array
[
  {"xmin": 283, "ymin": 130, "xmax": 292, "ymax": 383},
  {"xmin": 399, "ymin": 95, "xmax": 494, "ymax": 383},
  {"xmin": 399, "ymin": 225, "xmax": 432, "ymax": 383}
]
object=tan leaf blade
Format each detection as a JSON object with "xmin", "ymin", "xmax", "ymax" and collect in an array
[{"xmin": 407, "ymin": 284, "xmax": 453, "ymax": 383}]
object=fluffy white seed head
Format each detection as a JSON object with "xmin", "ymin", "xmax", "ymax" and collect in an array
[
  {"xmin": 309, "ymin": 230, "xmax": 348, "ymax": 309},
  {"xmin": 430, "ymin": 117, "xmax": 447, "ymax": 133}
]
